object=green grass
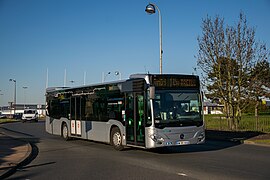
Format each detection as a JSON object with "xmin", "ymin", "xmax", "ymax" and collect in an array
[
  {"xmin": 204, "ymin": 115, "xmax": 270, "ymax": 133},
  {"xmin": 0, "ymin": 118, "xmax": 19, "ymax": 124},
  {"xmin": 251, "ymin": 139, "xmax": 270, "ymax": 145}
]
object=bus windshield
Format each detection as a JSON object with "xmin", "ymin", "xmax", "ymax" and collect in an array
[{"xmin": 153, "ymin": 90, "xmax": 203, "ymax": 128}]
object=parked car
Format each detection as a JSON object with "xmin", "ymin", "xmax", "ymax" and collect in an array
[
  {"xmin": 14, "ymin": 113, "xmax": 23, "ymax": 119},
  {"xmin": 22, "ymin": 109, "xmax": 38, "ymax": 122},
  {"xmin": 0, "ymin": 113, "xmax": 6, "ymax": 119}
]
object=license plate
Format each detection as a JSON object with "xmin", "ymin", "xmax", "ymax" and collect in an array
[{"xmin": 177, "ymin": 141, "xmax": 190, "ymax": 145}]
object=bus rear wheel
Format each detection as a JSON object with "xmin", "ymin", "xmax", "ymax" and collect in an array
[
  {"xmin": 62, "ymin": 123, "xmax": 69, "ymax": 141},
  {"xmin": 111, "ymin": 127, "xmax": 124, "ymax": 151}
]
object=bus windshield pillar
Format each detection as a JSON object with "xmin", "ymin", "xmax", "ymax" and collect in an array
[{"xmin": 150, "ymin": 99, "xmax": 155, "ymax": 127}]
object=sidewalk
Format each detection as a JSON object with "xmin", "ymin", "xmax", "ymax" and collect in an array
[{"xmin": 0, "ymin": 132, "xmax": 32, "ymax": 179}]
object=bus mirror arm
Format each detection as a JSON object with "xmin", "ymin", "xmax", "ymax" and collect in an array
[{"xmin": 149, "ymin": 86, "xmax": 155, "ymax": 99}]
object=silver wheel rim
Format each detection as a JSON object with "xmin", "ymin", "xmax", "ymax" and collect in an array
[
  {"xmin": 113, "ymin": 132, "xmax": 121, "ymax": 146},
  {"xmin": 63, "ymin": 126, "xmax": 68, "ymax": 138}
]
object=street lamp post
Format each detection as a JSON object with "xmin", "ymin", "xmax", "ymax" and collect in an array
[
  {"xmin": 102, "ymin": 72, "xmax": 111, "ymax": 83},
  {"xmin": 9, "ymin": 79, "xmax": 16, "ymax": 116},
  {"xmin": 69, "ymin": 80, "xmax": 75, "ymax": 86},
  {"xmin": 145, "ymin": 3, "xmax": 163, "ymax": 74},
  {"xmin": 23, "ymin": 86, "xmax": 28, "ymax": 109},
  {"xmin": 0, "ymin": 93, "xmax": 3, "ymax": 112},
  {"xmin": 115, "ymin": 71, "xmax": 122, "ymax": 80}
]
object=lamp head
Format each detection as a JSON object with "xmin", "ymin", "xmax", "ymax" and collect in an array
[{"xmin": 145, "ymin": 4, "xmax": 156, "ymax": 14}]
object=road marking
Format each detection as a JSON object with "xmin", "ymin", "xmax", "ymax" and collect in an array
[{"xmin": 177, "ymin": 172, "xmax": 188, "ymax": 177}]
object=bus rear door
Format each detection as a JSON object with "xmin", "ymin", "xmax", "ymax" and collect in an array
[{"xmin": 70, "ymin": 96, "xmax": 82, "ymax": 136}]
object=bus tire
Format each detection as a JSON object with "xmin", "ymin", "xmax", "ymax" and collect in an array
[
  {"xmin": 62, "ymin": 123, "xmax": 69, "ymax": 141},
  {"xmin": 111, "ymin": 127, "xmax": 124, "ymax": 151}
]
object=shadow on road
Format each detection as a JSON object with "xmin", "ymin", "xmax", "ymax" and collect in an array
[
  {"xmin": 147, "ymin": 140, "xmax": 241, "ymax": 154},
  {"xmin": 206, "ymin": 130, "xmax": 265, "ymax": 141},
  {"xmin": 145, "ymin": 130, "xmax": 266, "ymax": 154}
]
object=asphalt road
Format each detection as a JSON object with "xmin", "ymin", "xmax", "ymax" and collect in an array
[{"xmin": 1, "ymin": 121, "xmax": 270, "ymax": 180}]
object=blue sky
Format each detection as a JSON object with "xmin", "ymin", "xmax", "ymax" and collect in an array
[{"xmin": 0, "ymin": 0, "xmax": 270, "ymax": 106}]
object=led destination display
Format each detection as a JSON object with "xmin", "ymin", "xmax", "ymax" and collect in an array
[{"xmin": 152, "ymin": 76, "xmax": 199, "ymax": 88}]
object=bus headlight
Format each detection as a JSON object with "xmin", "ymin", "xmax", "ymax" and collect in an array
[{"xmin": 150, "ymin": 134, "xmax": 164, "ymax": 144}]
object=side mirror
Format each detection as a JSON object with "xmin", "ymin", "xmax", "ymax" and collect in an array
[{"xmin": 149, "ymin": 86, "xmax": 155, "ymax": 99}]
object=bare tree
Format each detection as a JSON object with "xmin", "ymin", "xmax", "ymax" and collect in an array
[{"xmin": 197, "ymin": 12, "xmax": 270, "ymax": 130}]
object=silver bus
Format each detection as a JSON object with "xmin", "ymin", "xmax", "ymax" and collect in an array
[{"xmin": 45, "ymin": 74, "xmax": 205, "ymax": 150}]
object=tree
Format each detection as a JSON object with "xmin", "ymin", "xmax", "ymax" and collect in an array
[
  {"xmin": 197, "ymin": 12, "xmax": 270, "ymax": 130},
  {"xmin": 249, "ymin": 60, "xmax": 270, "ymax": 129}
]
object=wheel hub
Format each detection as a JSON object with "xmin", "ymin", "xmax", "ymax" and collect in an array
[{"xmin": 113, "ymin": 132, "xmax": 121, "ymax": 146}]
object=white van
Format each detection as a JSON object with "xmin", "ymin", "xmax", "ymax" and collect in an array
[{"xmin": 22, "ymin": 109, "xmax": 38, "ymax": 122}]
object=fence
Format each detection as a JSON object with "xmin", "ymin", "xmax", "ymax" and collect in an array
[{"xmin": 204, "ymin": 115, "xmax": 270, "ymax": 133}]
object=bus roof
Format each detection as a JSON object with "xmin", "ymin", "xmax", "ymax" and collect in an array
[
  {"xmin": 46, "ymin": 79, "xmax": 127, "ymax": 93},
  {"xmin": 129, "ymin": 73, "xmax": 199, "ymax": 79},
  {"xmin": 46, "ymin": 73, "xmax": 199, "ymax": 94}
]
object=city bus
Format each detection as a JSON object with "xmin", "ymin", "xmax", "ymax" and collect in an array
[{"xmin": 45, "ymin": 74, "xmax": 205, "ymax": 150}]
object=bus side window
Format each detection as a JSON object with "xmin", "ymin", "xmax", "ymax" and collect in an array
[{"xmin": 84, "ymin": 96, "xmax": 94, "ymax": 121}]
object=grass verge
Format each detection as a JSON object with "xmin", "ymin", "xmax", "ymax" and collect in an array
[
  {"xmin": 0, "ymin": 119, "xmax": 19, "ymax": 124},
  {"xmin": 250, "ymin": 139, "xmax": 270, "ymax": 145}
]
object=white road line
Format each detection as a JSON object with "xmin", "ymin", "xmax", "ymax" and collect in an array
[{"xmin": 177, "ymin": 172, "xmax": 188, "ymax": 177}]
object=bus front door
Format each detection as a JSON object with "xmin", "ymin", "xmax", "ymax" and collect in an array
[{"xmin": 126, "ymin": 93, "xmax": 145, "ymax": 147}]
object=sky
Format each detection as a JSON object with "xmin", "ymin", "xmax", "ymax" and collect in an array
[{"xmin": 0, "ymin": 0, "xmax": 270, "ymax": 106}]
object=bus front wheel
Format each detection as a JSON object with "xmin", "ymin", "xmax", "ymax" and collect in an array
[
  {"xmin": 62, "ymin": 123, "xmax": 69, "ymax": 141},
  {"xmin": 111, "ymin": 127, "xmax": 124, "ymax": 151}
]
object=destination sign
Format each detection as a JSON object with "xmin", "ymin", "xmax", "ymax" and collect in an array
[{"xmin": 152, "ymin": 76, "xmax": 198, "ymax": 88}]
